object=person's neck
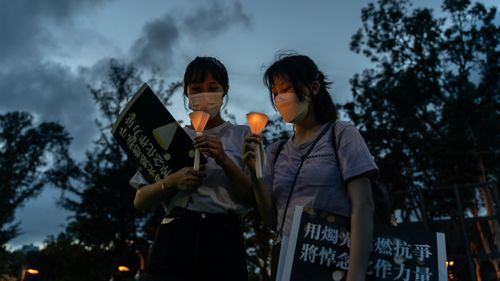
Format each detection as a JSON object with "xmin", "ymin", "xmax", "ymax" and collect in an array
[{"xmin": 292, "ymin": 115, "xmax": 323, "ymax": 145}]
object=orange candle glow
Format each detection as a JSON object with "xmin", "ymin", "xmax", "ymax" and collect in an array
[
  {"xmin": 189, "ymin": 111, "xmax": 210, "ymax": 133},
  {"xmin": 26, "ymin": 269, "xmax": 39, "ymax": 275},
  {"xmin": 246, "ymin": 112, "xmax": 269, "ymax": 135},
  {"xmin": 189, "ymin": 111, "xmax": 210, "ymax": 171},
  {"xmin": 246, "ymin": 112, "xmax": 269, "ymax": 178},
  {"xmin": 118, "ymin": 266, "xmax": 130, "ymax": 272}
]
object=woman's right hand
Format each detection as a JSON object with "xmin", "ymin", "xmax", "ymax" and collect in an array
[
  {"xmin": 134, "ymin": 167, "xmax": 205, "ymax": 211},
  {"xmin": 242, "ymin": 134, "xmax": 262, "ymax": 175},
  {"xmin": 165, "ymin": 166, "xmax": 205, "ymax": 191}
]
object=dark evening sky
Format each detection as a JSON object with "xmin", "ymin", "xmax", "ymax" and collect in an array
[{"xmin": 3, "ymin": 0, "xmax": 498, "ymax": 249}]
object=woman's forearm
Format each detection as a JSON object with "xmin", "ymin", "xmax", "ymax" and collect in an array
[
  {"xmin": 347, "ymin": 203, "xmax": 374, "ymax": 281},
  {"xmin": 346, "ymin": 177, "xmax": 375, "ymax": 281},
  {"xmin": 133, "ymin": 177, "xmax": 175, "ymax": 211},
  {"xmin": 251, "ymin": 175, "xmax": 277, "ymax": 228},
  {"xmin": 219, "ymin": 156, "xmax": 254, "ymax": 206}
]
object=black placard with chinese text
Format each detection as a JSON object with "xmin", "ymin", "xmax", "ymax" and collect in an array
[
  {"xmin": 282, "ymin": 207, "xmax": 447, "ymax": 281},
  {"xmin": 112, "ymin": 83, "xmax": 205, "ymax": 183}
]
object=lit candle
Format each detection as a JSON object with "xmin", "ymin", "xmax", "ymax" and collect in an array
[
  {"xmin": 246, "ymin": 112, "xmax": 269, "ymax": 178},
  {"xmin": 189, "ymin": 111, "xmax": 210, "ymax": 171}
]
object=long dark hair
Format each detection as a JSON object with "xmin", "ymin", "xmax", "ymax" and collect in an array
[{"xmin": 263, "ymin": 53, "xmax": 338, "ymax": 123}]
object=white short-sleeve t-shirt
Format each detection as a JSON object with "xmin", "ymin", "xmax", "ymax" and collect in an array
[
  {"xmin": 265, "ymin": 121, "xmax": 378, "ymax": 237},
  {"xmin": 130, "ymin": 121, "xmax": 250, "ymax": 213}
]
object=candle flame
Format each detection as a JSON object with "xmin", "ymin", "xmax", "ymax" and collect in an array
[
  {"xmin": 189, "ymin": 111, "xmax": 210, "ymax": 132},
  {"xmin": 118, "ymin": 266, "xmax": 130, "ymax": 272},
  {"xmin": 246, "ymin": 112, "xmax": 269, "ymax": 135},
  {"xmin": 26, "ymin": 269, "xmax": 39, "ymax": 275}
]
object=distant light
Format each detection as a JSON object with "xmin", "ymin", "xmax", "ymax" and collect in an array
[
  {"xmin": 446, "ymin": 260, "xmax": 455, "ymax": 267},
  {"xmin": 118, "ymin": 266, "xmax": 130, "ymax": 272},
  {"xmin": 26, "ymin": 269, "xmax": 39, "ymax": 274}
]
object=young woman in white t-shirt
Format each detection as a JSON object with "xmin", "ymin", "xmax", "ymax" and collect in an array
[
  {"xmin": 243, "ymin": 54, "xmax": 378, "ymax": 281},
  {"xmin": 131, "ymin": 56, "xmax": 252, "ymax": 281}
]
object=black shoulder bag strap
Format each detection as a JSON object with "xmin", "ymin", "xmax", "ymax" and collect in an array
[
  {"xmin": 274, "ymin": 122, "xmax": 333, "ymax": 237},
  {"xmin": 330, "ymin": 121, "xmax": 344, "ymax": 181}
]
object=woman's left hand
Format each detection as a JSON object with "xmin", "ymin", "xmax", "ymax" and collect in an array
[{"xmin": 193, "ymin": 135, "xmax": 228, "ymax": 166}]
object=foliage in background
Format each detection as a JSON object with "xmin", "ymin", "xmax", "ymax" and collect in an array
[
  {"xmin": 1, "ymin": 0, "xmax": 498, "ymax": 279},
  {"xmin": 54, "ymin": 59, "xmax": 181, "ymax": 280},
  {"xmin": 346, "ymin": 0, "xmax": 499, "ymax": 279},
  {"xmin": 0, "ymin": 111, "xmax": 76, "ymax": 274}
]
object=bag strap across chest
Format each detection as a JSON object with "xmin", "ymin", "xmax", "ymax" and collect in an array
[{"xmin": 273, "ymin": 122, "xmax": 333, "ymax": 236}]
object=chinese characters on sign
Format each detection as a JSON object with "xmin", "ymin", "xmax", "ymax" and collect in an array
[
  {"xmin": 112, "ymin": 83, "xmax": 201, "ymax": 184},
  {"xmin": 117, "ymin": 112, "xmax": 170, "ymax": 182},
  {"xmin": 280, "ymin": 207, "xmax": 447, "ymax": 281}
]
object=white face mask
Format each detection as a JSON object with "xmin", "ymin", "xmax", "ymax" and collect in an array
[
  {"xmin": 274, "ymin": 92, "xmax": 310, "ymax": 123},
  {"xmin": 188, "ymin": 92, "xmax": 224, "ymax": 119}
]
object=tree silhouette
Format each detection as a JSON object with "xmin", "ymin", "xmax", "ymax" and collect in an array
[
  {"xmin": 346, "ymin": 0, "xmax": 499, "ymax": 279},
  {"xmin": 58, "ymin": 59, "xmax": 180, "ymax": 280},
  {"xmin": 0, "ymin": 111, "xmax": 75, "ymax": 273}
]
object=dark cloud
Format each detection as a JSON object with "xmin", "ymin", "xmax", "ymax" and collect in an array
[
  {"xmin": 130, "ymin": 1, "xmax": 251, "ymax": 71},
  {"xmin": 131, "ymin": 15, "xmax": 180, "ymax": 69},
  {"xmin": 182, "ymin": 1, "xmax": 251, "ymax": 37},
  {"xmin": 0, "ymin": 0, "xmax": 114, "ymax": 65},
  {"xmin": 1, "ymin": 0, "xmax": 253, "ymax": 160},
  {"xmin": 26, "ymin": 0, "xmax": 113, "ymax": 22},
  {"xmin": 0, "ymin": 3, "xmax": 51, "ymax": 64},
  {"xmin": 1, "ymin": 0, "xmax": 253, "ymax": 247},
  {"xmin": 0, "ymin": 0, "xmax": 116, "ymax": 159},
  {"xmin": 0, "ymin": 62, "xmax": 98, "ymax": 159},
  {"xmin": 78, "ymin": 58, "xmax": 117, "ymax": 86}
]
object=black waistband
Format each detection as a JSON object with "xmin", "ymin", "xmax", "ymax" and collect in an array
[{"xmin": 168, "ymin": 207, "xmax": 240, "ymax": 223}]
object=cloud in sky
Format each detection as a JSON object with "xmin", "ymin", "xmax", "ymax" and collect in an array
[
  {"xmin": 0, "ymin": 62, "xmax": 97, "ymax": 156},
  {"xmin": 8, "ymin": 0, "xmax": 497, "ymax": 249},
  {"xmin": 182, "ymin": 1, "xmax": 251, "ymax": 37},
  {"xmin": 1, "ymin": 0, "xmax": 253, "ymax": 157},
  {"xmin": 0, "ymin": 0, "xmax": 114, "ymax": 64},
  {"xmin": 131, "ymin": 15, "xmax": 180, "ymax": 69},
  {"xmin": 2, "ymin": 0, "xmax": 254, "ymax": 248},
  {"xmin": 0, "ymin": 0, "xmax": 121, "ymax": 159},
  {"xmin": 131, "ymin": 1, "xmax": 252, "ymax": 71}
]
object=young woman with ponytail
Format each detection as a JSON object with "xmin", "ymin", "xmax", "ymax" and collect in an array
[{"xmin": 243, "ymin": 53, "xmax": 378, "ymax": 281}]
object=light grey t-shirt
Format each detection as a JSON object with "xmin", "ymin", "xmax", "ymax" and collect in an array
[
  {"xmin": 130, "ymin": 121, "xmax": 250, "ymax": 213},
  {"xmin": 265, "ymin": 121, "xmax": 378, "ymax": 236}
]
